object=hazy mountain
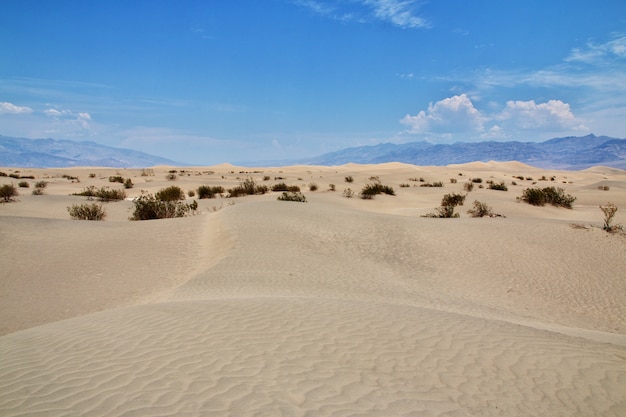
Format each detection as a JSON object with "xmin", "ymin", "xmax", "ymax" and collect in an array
[
  {"xmin": 0, "ymin": 135, "xmax": 184, "ymax": 168},
  {"xmin": 297, "ymin": 134, "xmax": 626, "ymax": 170}
]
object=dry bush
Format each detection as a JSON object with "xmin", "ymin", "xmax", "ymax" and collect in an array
[
  {"xmin": 600, "ymin": 203, "xmax": 622, "ymax": 232},
  {"xmin": 67, "ymin": 203, "xmax": 106, "ymax": 221},
  {"xmin": 0, "ymin": 184, "xmax": 18, "ymax": 202},
  {"xmin": 277, "ymin": 191, "xmax": 307, "ymax": 202}
]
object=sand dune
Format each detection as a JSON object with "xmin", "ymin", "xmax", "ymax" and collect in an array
[{"xmin": 1, "ymin": 162, "xmax": 625, "ymax": 416}]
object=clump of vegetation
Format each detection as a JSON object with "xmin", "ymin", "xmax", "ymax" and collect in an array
[
  {"xmin": 598, "ymin": 185, "xmax": 610, "ymax": 191},
  {"xmin": 228, "ymin": 178, "xmax": 268, "ymax": 197},
  {"xmin": 519, "ymin": 187, "xmax": 576, "ymax": 209},
  {"xmin": 360, "ymin": 182, "xmax": 395, "ymax": 199},
  {"xmin": 343, "ymin": 188, "xmax": 355, "ymax": 198},
  {"xmin": 62, "ymin": 174, "xmax": 79, "ymax": 182},
  {"xmin": 420, "ymin": 181, "xmax": 443, "ymax": 188},
  {"xmin": 423, "ymin": 193, "xmax": 466, "ymax": 218},
  {"xmin": 271, "ymin": 182, "xmax": 299, "ymax": 192},
  {"xmin": 165, "ymin": 173, "xmax": 177, "ymax": 181},
  {"xmin": 109, "ymin": 175, "xmax": 124, "ymax": 183},
  {"xmin": 450, "ymin": 178, "xmax": 457, "ymax": 184},
  {"xmin": 464, "ymin": 182, "xmax": 474, "ymax": 192},
  {"xmin": 67, "ymin": 203, "xmax": 106, "ymax": 221},
  {"xmin": 345, "ymin": 176, "xmax": 354, "ymax": 183},
  {"xmin": 124, "ymin": 178, "xmax": 134, "ymax": 189},
  {"xmin": 0, "ymin": 171, "xmax": 7, "ymax": 177},
  {"xmin": 197, "ymin": 185, "xmax": 225, "ymax": 199},
  {"xmin": 599, "ymin": 203, "xmax": 622, "ymax": 232},
  {"xmin": 467, "ymin": 200, "xmax": 504, "ymax": 218},
  {"xmin": 130, "ymin": 192, "xmax": 198, "ymax": 220},
  {"xmin": 188, "ymin": 190, "xmax": 195, "ymax": 197},
  {"xmin": 89, "ymin": 173, "xmax": 97, "ymax": 178},
  {"xmin": 32, "ymin": 181, "xmax": 47, "ymax": 195},
  {"xmin": 73, "ymin": 186, "xmax": 126, "ymax": 202},
  {"xmin": 18, "ymin": 181, "xmax": 29, "ymax": 188},
  {"xmin": 309, "ymin": 183, "xmax": 318, "ymax": 191},
  {"xmin": 487, "ymin": 181, "xmax": 508, "ymax": 191},
  {"xmin": 471, "ymin": 178, "xmax": 483, "ymax": 183},
  {"xmin": 277, "ymin": 191, "xmax": 307, "ymax": 202},
  {"xmin": 328, "ymin": 184, "xmax": 336, "ymax": 191},
  {"xmin": 399, "ymin": 183, "xmax": 411, "ymax": 188},
  {"xmin": 155, "ymin": 185, "xmax": 184, "ymax": 201},
  {"xmin": 0, "ymin": 183, "xmax": 18, "ymax": 202}
]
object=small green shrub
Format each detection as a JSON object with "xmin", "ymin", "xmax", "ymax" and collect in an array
[
  {"xmin": 487, "ymin": 181, "xmax": 508, "ymax": 191},
  {"xmin": 130, "ymin": 193, "xmax": 198, "ymax": 220},
  {"xmin": 197, "ymin": 185, "xmax": 225, "ymax": 199},
  {"xmin": 520, "ymin": 187, "xmax": 575, "ymax": 209},
  {"xmin": 277, "ymin": 191, "xmax": 307, "ymax": 202},
  {"xmin": 361, "ymin": 183, "xmax": 395, "ymax": 199},
  {"xmin": 68, "ymin": 203, "xmax": 106, "ymax": 221},
  {"xmin": 18, "ymin": 181, "xmax": 29, "ymax": 188},
  {"xmin": 155, "ymin": 185, "xmax": 185, "ymax": 201},
  {"xmin": 467, "ymin": 200, "xmax": 495, "ymax": 218},
  {"xmin": 423, "ymin": 193, "xmax": 466, "ymax": 218},
  {"xmin": 0, "ymin": 184, "xmax": 18, "ymax": 202},
  {"xmin": 228, "ymin": 178, "xmax": 268, "ymax": 197}
]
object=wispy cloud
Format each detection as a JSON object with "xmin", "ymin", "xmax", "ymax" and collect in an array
[
  {"xmin": 565, "ymin": 34, "xmax": 626, "ymax": 64},
  {"xmin": 292, "ymin": 0, "xmax": 429, "ymax": 28},
  {"xmin": 0, "ymin": 101, "xmax": 33, "ymax": 114}
]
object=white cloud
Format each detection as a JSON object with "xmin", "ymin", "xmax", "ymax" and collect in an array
[
  {"xmin": 0, "ymin": 101, "xmax": 33, "ymax": 114},
  {"xmin": 400, "ymin": 95, "xmax": 588, "ymax": 141},
  {"xmin": 497, "ymin": 100, "xmax": 587, "ymax": 131},
  {"xmin": 292, "ymin": 0, "xmax": 429, "ymax": 28},
  {"xmin": 566, "ymin": 35, "xmax": 626, "ymax": 64},
  {"xmin": 401, "ymin": 94, "xmax": 485, "ymax": 134},
  {"xmin": 364, "ymin": 0, "xmax": 430, "ymax": 28},
  {"xmin": 42, "ymin": 107, "xmax": 94, "ymax": 134}
]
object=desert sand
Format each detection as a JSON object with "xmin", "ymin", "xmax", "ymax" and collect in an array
[{"xmin": 1, "ymin": 162, "xmax": 625, "ymax": 416}]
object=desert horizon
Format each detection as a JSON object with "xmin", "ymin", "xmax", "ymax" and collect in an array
[{"xmin": 1, "ymin": 160, "xmax": 625, "ymax": 416}]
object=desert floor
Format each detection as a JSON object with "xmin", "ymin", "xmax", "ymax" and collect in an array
[{"xmin": 1, "ymin": 161, "xmax": 625, "ymax": 416}]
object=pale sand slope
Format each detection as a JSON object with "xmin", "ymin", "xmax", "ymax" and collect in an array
[{"xmin": 0, "ymin": 163, "xmax": 625, "ymax": 416}]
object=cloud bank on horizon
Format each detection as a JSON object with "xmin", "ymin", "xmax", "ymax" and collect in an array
[{"xmin": 1, "ymin": 1, "xmax": 624, "ymax": 164}]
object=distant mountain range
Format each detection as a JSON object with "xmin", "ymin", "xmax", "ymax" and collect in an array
[
  {"xmin": 296, "ymin": 134, "xmax": 626, "ymax": 170},
  {"xmin": 2, "ymin": 134, "xmax": 625, "ymax": 169},
  {"xmin": 0, "ymin": 135, "xmax": 183, "ymax": 168}
]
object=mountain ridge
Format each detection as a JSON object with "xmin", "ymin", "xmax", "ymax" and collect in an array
[
  {"xmin": 0, "ymin": 135, "xmax": 184, "ymax": 168},
  {"xmin": 292, "ymin": 134, "xmax": 626, "ymax": 170}
]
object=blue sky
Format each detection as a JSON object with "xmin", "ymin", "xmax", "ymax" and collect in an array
[{"xmin": 1, "ymin": 1, "xmax": 625, "ymax": 164}]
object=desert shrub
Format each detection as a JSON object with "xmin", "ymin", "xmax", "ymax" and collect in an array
[
  {"xmin": 520, "ymin": 187, "xmax": 576, "ymax": 209},
  {"xmin": 343, "ymin": 188, "xmax": 355, "ymax": 198},
  {"xmin": 599, "ymin": 203, "xmax": 621, "ymax": 232},
  {"xmin": 467, "ymin": 200, "xmax": 494, "ymax": 218},
  {"xmin": 109, "ymin": 175, "xmax": 124, "ymax": 183},
  {"xmin": 130, "ymin": 193, "xmax": 198, "ymax": 220},
  {"xmin": 34, "ymin": 181, "xmax": 47, "ymax": 189},
  {"xmin": 328, "ymin": 184, "xmax": 336, "ymax": 191},
  {"xmin": 95, "ymin": 187, "xmax": 127, "ymax": 202},
  {"xmin": 9, "ymin": 173, "xmax": 20, "ymax": 179},
  {"xmin": 464, "ymin": 182, "xmax": 474, "ymax": 192},
  {"xmin": 471, "ymin": 178, "xmax": 483, "ymax": 183},
  {"xmin": 361, "ymin": 183, "xmax": 395, "ymax": 199},
  {"xmin": 345, "ymin": 176, "xmax": 354, "ymax": 183},
  {"xmin": 420, "ymin": 181, "xmax": 443, "ymax": 188},
  {"xmin": 450, "ymin": 178, "xmax": 457, "ymax": 184},
  {"xmin": 155, "ymin": 185, "xmax": 184, "ymax": 201},
  {"xmin": 62, "ymin": 174, "xmax": 79, "ymax": 182},
  {"xmin": 598, "ymin": 185, "xmax": 610, "ymax": 191},
  {"xmin": 166, "ymin": 173, "xmax": 177, "ymax": 181},
  {"xmin": 423, "ymin": 193, "xmax": 466, "ymax": 218},
  {"xmin": 0, "ymin": 171, "xmax": 6, "ymax": 177},
  {"xmin": 18, "ymin": 181, "xmax": 29, "ymax": 188},
  {"xmin": 89, "ymin": 173, "xmax": 97, "ymax": 178},
  {"xmin": 228, "ymin": 178, "xmax": 268, "ymax": 197},
  {"xmin": 67, "ymin": 203, "xmax": 106, "ymax": 221},
  {"xmin": 124, "ymin": 178, "xmax": 134, "ymax": 189},
  {"xmin": 487, "ymin": 181, "xmax": 508, "ymax": 191},
  {"xmin": 0, "ymin": 184, "xmax": 18, "ymax": 202},
  {"xmin": 309, "ymin": 183, "xmax": 318, "ymax": 191},
  {"xmin": 188, "ymin": 190, "xmax": 195, "ymax": 197},
  {"xmin": 263, "ymin": 175, "xmax": 271, "ymax": 181},
  {"xmin": 399, "ymin": 183, "xmax": 410, "ymax": 188},
  {"xmin": 197, "ymin": 185, "xmax": 225, "ymax": 199},
  {"xmin": 277, "ymin": 191, "xmax": 307, "ymax": 202}
]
